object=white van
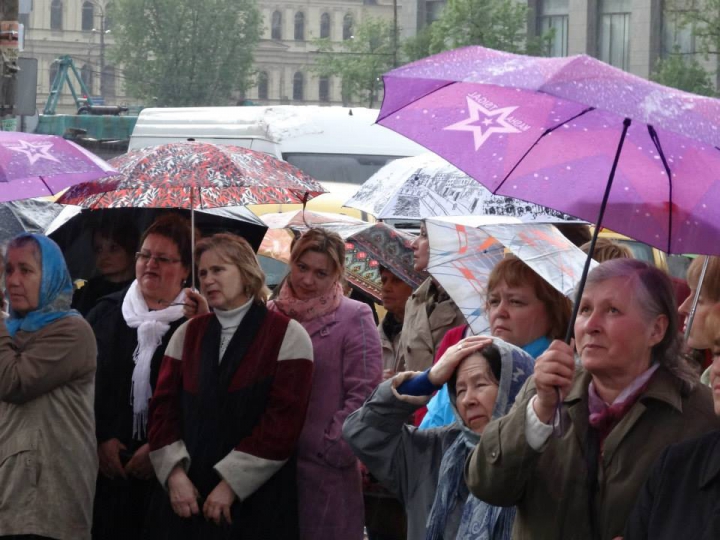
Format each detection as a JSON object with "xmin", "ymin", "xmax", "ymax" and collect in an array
[{"xmin": 128, "ymin": 106, "xmax": 426, "ymax": 212}]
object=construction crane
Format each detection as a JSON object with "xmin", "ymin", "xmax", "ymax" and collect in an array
[{"xmin": 38, "ymin": 55, "xmax": 136, "ymax": 159}]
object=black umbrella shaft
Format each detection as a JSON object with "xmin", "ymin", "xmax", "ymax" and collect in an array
[{"xmin": 564, "ymin": 117, "xmax": 632, "ymax": 343}]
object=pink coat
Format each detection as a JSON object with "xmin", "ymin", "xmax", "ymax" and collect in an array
[{"xmin": 269, "ymin": 296, "xmax": 382, "ymax": 540}]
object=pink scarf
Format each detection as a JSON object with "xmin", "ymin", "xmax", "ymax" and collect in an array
[
  {"xmin": 588, "ymin": 363, "xmax": 660, "ymax": 445},
  {"xmin": 273, "ymin": 280, "xmax": 343, "ymax": 322}
]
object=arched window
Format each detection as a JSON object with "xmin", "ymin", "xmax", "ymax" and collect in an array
[
  {"xmin": 294, "ymin": 12, "xmax": 304, "ymax": 41},
  {"xmin": 101, "ymin": 65, "xmax": 116, "ymax": 97},
  {"xmin": 319, "ymin": 76, "xmax": 330, "ymax": 102},
  {"xmin": 80, "ymin": 64, "xmax": 94, "ymax": 93},
  {"xmin": 293, "ymin": 72, "xmax": 304, "ymax": 101},
  {"xmin": 320, "ymin": 13, "xmax": 330, "ymax": 39},
  {"xmin": 50, "ymin": 0, "xmax": 63, "ymax": 30},
  {"xmin": 258, "ymin": 71, "xmax": 269, "ymax": 100},
  {"xmin": 49, "ymin": 62, "xmax": 59, "ymax": 90},
  {"xmin": 343, "ymin": 13, "xmax": 353, "ymax": 40},
  {"xmin": 271, "ymin": 11, "xmax": 282, "ymax": 40},
  {"xmin": 82, "ymin": 2, "xmax": 94, "ymax": 31}
]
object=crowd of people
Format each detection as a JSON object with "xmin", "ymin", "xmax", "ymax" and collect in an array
[{"xmin": 1, "ymin": 213, "xmax": 720, "ymax": 540}]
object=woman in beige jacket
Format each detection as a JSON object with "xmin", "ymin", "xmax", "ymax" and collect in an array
[{"xmin": 0, "ymin": 233, "xmax": 98, "ymax": 540}]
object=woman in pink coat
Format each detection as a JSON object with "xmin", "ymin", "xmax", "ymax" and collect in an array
[{"xmin": 269, "ymin": 228, "xmax": 383, "ymax": 540}]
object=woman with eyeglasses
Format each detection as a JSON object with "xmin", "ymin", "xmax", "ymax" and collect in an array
[{"xmin": 88, "ymin": 213, "xmax": 192, "ymax": 540}]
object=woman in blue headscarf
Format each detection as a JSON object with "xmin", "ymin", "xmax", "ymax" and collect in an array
[
  {"xmin": 0, "ymin": 233, "xmax": 98, "ymax": 540},
  {"xmin": 343, "ymin": 335, "xmax": 534, "ymax": 540}
]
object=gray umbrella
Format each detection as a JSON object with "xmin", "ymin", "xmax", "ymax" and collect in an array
[{"xmin": 0, "ymin": 199, "xmax": 65, "ymax": 249}]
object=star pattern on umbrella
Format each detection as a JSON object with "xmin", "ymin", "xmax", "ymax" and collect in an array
[
  {"xmin": 4, "ymin": 140, "xmax": 61, "ymax": 165},
  {"xmin": 444, "ymin": 96, "xmax": 522, "ymax": 150}
]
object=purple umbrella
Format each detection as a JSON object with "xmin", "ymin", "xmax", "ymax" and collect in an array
[
  {"xmin": 378, "ymin": 46, "xmax": 720, "ymax": 257},
  {"xmin": 0, "ymin": 132, "xmax": 117, "ymax": 203}
]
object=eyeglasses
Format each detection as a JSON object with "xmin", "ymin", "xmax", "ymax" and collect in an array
[{"xmin": 135, "ymin": 252, "xmax": 182, "ymax": 265}]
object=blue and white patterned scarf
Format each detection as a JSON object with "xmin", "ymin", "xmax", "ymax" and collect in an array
[
  {"xmin": 425, "ymin": 338, "xmax": 535, "ymax": 540},
  {"xmin": 5, "ymin": 233, "xmax": 78, "ymax": 338}
]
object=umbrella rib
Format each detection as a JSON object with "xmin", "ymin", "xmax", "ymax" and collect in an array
[
  {"xmin": 646, "ymin": 125, "xmax": 673, "ymax": 254},
  {"xmin": 494, "ymin": 106, "xmax": 595, "ymax": 195},
  {"xmin": 378, "ymin": 80, "xmax": 456, "ymax": 120}
]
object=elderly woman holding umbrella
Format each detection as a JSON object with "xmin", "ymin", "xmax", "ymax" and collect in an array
[
  {"xmin": 89, "ymin": 213, "xmax": 192, "ymax": 540},
  {"xmin": 466, "ymin": 259, "xmax": 719, "ymax": 539},
  {"xmin": 343, "ymin": 335, "xmax": 534, "ymax": 540},
  {"xmin": 268, "ymin": 228, "xmax": 383, "ymax": 540},
  {"xmin": 0, "ymin": 233, "xmax": 98, "ymax": 539}
]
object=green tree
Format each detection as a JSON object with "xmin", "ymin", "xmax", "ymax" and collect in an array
[
  {"xmin": 426, "ymin": 0, "xmax": 545, "ymax": 56},
  {"xmin": 402, "ymin": 26, "xmax": 433, "ymax": 62},
  {"xmin": 651, "ymin": 52, "xmax": 716, "ymax": 96},
  {"xmin": 312, "ymin": 16, "xmax": 395, "ymax": 108},
  {"xmin": 109, "ymin": 0, "xmax": 261, "ymax": 106}
]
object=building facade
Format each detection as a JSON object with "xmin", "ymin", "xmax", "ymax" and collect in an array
[
  {"xmin": 21, "ymin": 0, "xmax": 142, "ymax": 114},
  {"xmin": 402, "ymin": 0, "xmax": 717, "ymax": 82},
  {"xmin": 19, "ymin": 0, "xmax": 717, "ymax": 115},
  {"xmin": 20, "ymin": 0, "xmax": 398, "ymax": 113},
  {"xmin": 250, "ymin": 0, "xmax": 396, "ymax": 105}
]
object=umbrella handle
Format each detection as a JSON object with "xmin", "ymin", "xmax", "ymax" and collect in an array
[{"xmin": 554, "ymin": 117, "xmax": 632, "ymax": 439}]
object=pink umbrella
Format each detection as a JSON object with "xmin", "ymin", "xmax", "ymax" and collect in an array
[
  {"xmin": 0, "ymin": 132, "xmax": 117, "ymax": 203},
  {"xmin": 378, "ymin": 46, "xmax": 720, "ymax": 257}
]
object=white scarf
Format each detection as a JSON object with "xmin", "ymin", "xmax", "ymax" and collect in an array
[{"xmin": 121, "ymin": 280, "xmax": 185, "ymax": 440}]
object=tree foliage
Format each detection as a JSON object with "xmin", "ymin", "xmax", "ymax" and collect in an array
[
  {"xmin": 650, "ymin": 53, "xmax": 716, "ymax": 96},
  {"xmin": 425, "ymin": 0, "xmax": 546, "ymax": 56},
  {"xmin": 312, "ymin": 16, "xmax": 396, "ymax": 108},
  {"xmin": 109, "ymin": 0, "xmax": 261, "ymax": 106}
]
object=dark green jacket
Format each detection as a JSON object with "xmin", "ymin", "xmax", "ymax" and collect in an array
[{"xmin": 466, "ymin": 366, "xmax": 720, "ymax": 540}]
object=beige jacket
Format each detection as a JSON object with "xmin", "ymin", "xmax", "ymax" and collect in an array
[
  {"xmin": 466, "ymin": 366, "xmax": 720, "ymax": 540},
  {"xmin": 0, "ymin": 316, "xmax": 98, "ymax": 540},
  {"xmin": 378, "ymin": 318, "xmax": 401, "ymax": 372},
  {"xmin": 396, "ymin": 278, "xmax": 465, "ymax": 372}
]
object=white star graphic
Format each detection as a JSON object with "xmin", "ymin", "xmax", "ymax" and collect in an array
[
  {"xmin": 3, "ymin": 140, "xmax": 61, "ymax": 165},
  {"xmin": 444, "ymin": 97, "xmax": 522, "ymax": 150}
]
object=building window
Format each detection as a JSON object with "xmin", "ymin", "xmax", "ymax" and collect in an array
[
  {"xmin": 81, "ymin": 64, "xmax": 94, "ymax": 93},
  {"xmin": 320, "ymin": 13, "xmax": 330, "ymax": 39},
  {"xmin": 294, "ymin": 12, "xmax": 304, "ymax": 41},
  {"xmin": 425, "ymin": 1, "xmax": 443, "ymax": 25},
  {"xmin": 293, "ymin": 72, "xmax": 304, "ymax": 101},
  {"xmin": 271, "ymin": 11, "xmax": 282, "ymax": 40},
  {"xmin": 258, "ymin": 71, "xmax": 269, "ymax": 100},
  {"xmin": 343, "ymin": 13, "xmax": 353, "ymax": 40},
  {"xmin": 50, "ymin": 0, "xmax": 63, "ymax": 30},
  {"xmin": 49, "ymin": 62, "xmax": 59, "ymax": 91},
  {"xmin": 662, "ymin": 2, "xmax": 695, "ymax": 56},
  {"xmin": 598, "ymin": 0, "xmax": 631, "ymax": 70},
  {"xmin": 19, "ymin": 12, "xmax": 29, "ymax": 30},
  {"xmin": 102, "ymin": 65, "xmax": 116, "ymax": 97},
  {"xmin": 82, "ymin": 2, "xmax": 94, "ymax": 31},
  {"xmin": 105, "ymin": 3, "xmax": 114, "ymax": 31},
  {"xmin": 319, "ymin": 76, "xmax": 330, "ymax": 102},
  {"xmin": 538, "ymin": 0, "xmax": 569, "ymax": 57}
]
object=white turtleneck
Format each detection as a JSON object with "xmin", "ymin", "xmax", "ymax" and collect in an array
[{"xmin": 214, "ymin": 297, "xmax": 253, "ymax": 361}]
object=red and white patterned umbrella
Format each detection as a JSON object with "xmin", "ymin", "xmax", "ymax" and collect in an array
[{"xmin": 58, "ymin": 142, "xmax": 326, "ymax": 209}]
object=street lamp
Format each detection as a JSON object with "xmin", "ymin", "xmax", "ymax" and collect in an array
[{"xmin": 88, "ymin": 0, "xmax": 110, "ymax": 96}]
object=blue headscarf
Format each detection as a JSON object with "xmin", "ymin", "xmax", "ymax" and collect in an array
[
  {"xmin": 5, "ymin": 233, "xmax": 78, "ymax": 337},
  {"xmin": 425, "ymin": 337, "xmax": 535, "ymax": 540}
]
